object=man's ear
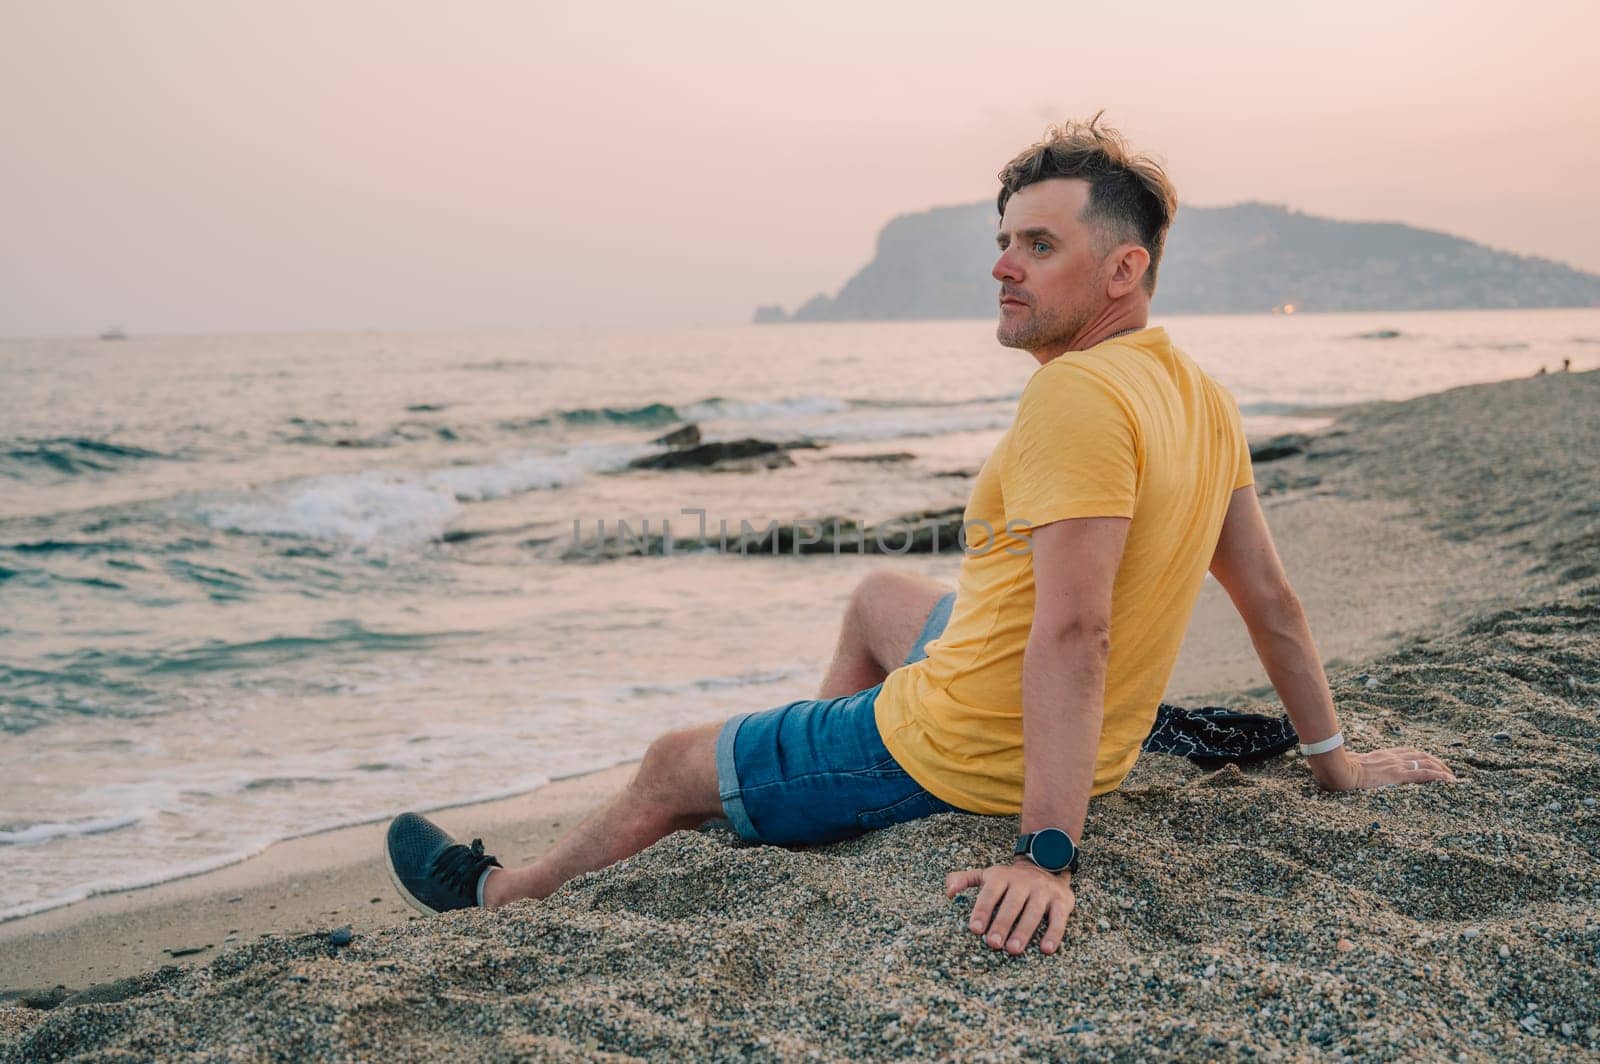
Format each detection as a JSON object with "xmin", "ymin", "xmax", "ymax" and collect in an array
[{"xmin": 1105, "ymin": 245, "xmax": 1151, "ymax": 299}]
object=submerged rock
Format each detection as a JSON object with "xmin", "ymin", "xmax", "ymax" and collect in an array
[
  {"xmin": 650, "ymin": 423, "xmax": 701, "ymax": 448},
  {"xmin": 629, "ymin": 437, "xmax": 820, "ymax": 472}
]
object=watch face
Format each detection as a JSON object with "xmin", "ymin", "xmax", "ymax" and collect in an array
[{"xmin": 1031, "ymin": 828, "xmax": 1074, "ymax": 871}]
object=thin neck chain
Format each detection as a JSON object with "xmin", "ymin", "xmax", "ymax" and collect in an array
[{"xmin": 1102, "ymin": 325, "xmax": 1145, "ymax": 343}]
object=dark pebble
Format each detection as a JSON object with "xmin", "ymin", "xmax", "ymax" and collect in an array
[
  {"xmin": 163, "ymin": 945, "xmax": 210, "ymax": 958},
  {"xmin": 328, "ymin": 926, "xmax": 354, "ymax": 947}
]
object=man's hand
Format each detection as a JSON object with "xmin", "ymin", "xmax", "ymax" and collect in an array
[
  {"xmin": 1312, "ymin": 745, "xmax": 1456, "ymax": 791},
  {"xmin": 945, "ymin": 861, "xmax": 1075, "ymax": 956}
]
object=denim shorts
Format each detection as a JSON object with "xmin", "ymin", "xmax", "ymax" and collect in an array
[{"xmin": 715, "ymin": 591, "xmax": 961, "ymax": 845}]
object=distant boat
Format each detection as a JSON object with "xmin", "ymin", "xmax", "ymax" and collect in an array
[{"xmin": 99, "ymin": 327, "xmax": 128, "ymax": 341}]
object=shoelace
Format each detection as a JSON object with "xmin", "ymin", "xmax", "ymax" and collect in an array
[{"xmin": 430, "ymin": 838, "xmax": 502, "ymax": 895}]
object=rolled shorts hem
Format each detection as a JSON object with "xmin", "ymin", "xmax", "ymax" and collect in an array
[{"xmin": 715, "ymin": 711, "xmax": 761, "ymax": 842}]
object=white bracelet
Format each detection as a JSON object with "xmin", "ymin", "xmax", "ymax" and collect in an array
[{"xmin": 1298, "ymin": 731, "xmax": 1345, "ymax": 756}]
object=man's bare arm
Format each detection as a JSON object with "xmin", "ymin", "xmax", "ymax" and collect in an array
[
  {"xmin": 1014, "ymin": 516, "xmax": 1128, "ymax": 841},
  {"xmin": 946, "ymin": 516, "xmax": 1128, "ymax": 955},
  {"xmin": 1208, "ymin": 485, "xmax": 1454, "ymax": 790}
]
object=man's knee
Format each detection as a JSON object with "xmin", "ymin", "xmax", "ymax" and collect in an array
[
  {"xmin": 636, "ymin": 728, "xmax": 699, "ymax": 792},
  {"xmin": 845, "ymin": 570, "xmax": 880, "ymax": 620},
  {"xmin": 634, "ymin": 724, "xmax": 721, "ymax": 816},
  {"xmin": 847, "ymin": 568, "xmax": 916, "ymax": 623},
  {"xmin": 846, "ymin": 568, "xmax": 950, "ymax": 666}
]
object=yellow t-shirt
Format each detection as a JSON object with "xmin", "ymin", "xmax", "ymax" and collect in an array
[{"xmin": 873, "ymin": 326, "xmax": 1253, "ymax": 812}]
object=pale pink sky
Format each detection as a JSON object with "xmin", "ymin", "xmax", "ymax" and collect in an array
[{"xmin": 2, "ymin": 1, "xmax": 1596, "ymax": 335}]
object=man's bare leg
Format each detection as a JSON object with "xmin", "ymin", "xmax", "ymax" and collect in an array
[
  {"xmin": 816, "ymin": 569, "xmax": 954, "ymax": 699},
  {"xmin": 481, "ymin": 569, "xmax": 950, "ymax": 907},
  {"xmin": 481, "ymin": 721, "xmax": 724, "ymax": 906}
]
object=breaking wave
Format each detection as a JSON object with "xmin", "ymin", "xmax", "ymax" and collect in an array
[{"xmin": 197, "ymin": 442, "xmax": 650, "ymax": 545}]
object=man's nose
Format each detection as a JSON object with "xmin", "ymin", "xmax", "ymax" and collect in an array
[{"xmin": 992, "ymin": 250, "xmax": 1022, "ymax": 284}]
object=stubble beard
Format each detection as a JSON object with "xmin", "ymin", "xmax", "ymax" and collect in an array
[{"xmin": 996, "ymin": 300, "xmax": 1091, "ymax": 354}]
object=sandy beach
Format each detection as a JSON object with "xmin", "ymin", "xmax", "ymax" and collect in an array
[{"xmin": 4, "ymin": 367, "xmax": 1597, "ymax": 1061}]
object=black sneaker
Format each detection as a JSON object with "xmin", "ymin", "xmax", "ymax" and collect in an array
[{"xmin": 384, "ymin": 812, "xmax": 503, "ymax": 915}]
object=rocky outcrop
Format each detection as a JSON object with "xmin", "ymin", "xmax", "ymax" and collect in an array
[{"xmin": 760, "ymin": 201, "xmax": 1600, "ymax": 320}]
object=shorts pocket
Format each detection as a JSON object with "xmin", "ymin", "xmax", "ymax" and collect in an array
[
  {"xmin": 856, "ymin": 788, "xmax": 952, "ymax": 832},
  {"xmin": 856, "ymin": 753, "xmax": 911, "ymax": 779}
]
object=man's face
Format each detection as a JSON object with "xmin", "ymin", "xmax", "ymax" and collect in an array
[{"xmin": 991, "ymin": 179, "xmax": 1109, "ymax": 354}]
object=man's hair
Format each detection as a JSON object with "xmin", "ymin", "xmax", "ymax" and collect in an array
[{"xmin": 996, "ymin": 112, "xmax": 1178, "ymax": 295}]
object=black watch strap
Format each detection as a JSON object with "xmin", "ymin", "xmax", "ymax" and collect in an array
[{"xmin": 1014, "ymin": 829, "xmax": 1080, "ymax": 874}]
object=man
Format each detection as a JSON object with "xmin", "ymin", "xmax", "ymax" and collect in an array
[{"xmin": 386, "ymin": 116, "xmax": 1454, "ymax": 956}]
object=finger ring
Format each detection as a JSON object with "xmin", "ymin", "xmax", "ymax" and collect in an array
[{"xmin": 1410, "ymin": 760, "xmax": 1419, "ymax": 771}]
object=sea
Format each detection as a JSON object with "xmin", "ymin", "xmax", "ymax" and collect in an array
[{"xmin": 2, "ymin": 308, "xmax": 1596, "ymax": 922}]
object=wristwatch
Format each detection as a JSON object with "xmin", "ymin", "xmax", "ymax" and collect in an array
[{"xmin": 1014, "ymin": 828, "xmax": 1080, "ymax": 875}]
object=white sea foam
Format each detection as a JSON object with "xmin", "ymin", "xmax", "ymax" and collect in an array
[
  {"xmin": 0, "ymin": 813, "xmax": 142, "ymax": 846},
  {"xmin": 196, "ymin": 442, "xmax": 652, "ymax": 545},
  {"xmin": 200, "ymin": 473, "xmax": 461, "ymax": 545},
  {"xmin": 425, "ymin": 441, "xmax": 650, "ymax": 502},
  {"xmin": 679, "ymin": 394, "xmax": 1024, "ymax": 445},
  {"xmin": 0, "ymin": 843, "xmax": 281, "ymax": 924},
  {"xmin": 0, "ymin": 773, "xmax": 584, "ymax": 923}
]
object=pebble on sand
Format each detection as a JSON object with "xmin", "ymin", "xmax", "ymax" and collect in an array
[{"xmin": 161, "ymin": 945, "xmax": 209, "ymax": 958}]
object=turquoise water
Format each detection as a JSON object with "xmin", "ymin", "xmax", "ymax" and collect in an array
[{"xmin": 1, "ymin": 309, "xmax": 1596, "ymax": 920}]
